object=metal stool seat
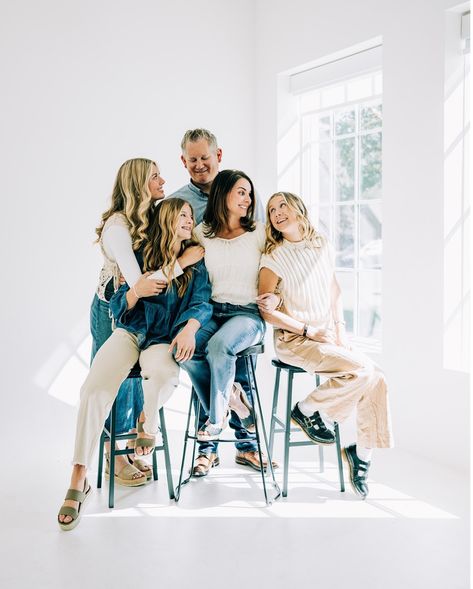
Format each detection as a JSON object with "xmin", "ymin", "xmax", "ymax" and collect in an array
[
  {"xmin": 97, "ymin": 362, "xmax": 174, "ymax": 508},
  {"xmin": 175, "ymin": 344, "xmax": 281, "ymax": 504},
  {"xmin": 269, "ymin": 358, "xmax": 345, "ymax": 497}
]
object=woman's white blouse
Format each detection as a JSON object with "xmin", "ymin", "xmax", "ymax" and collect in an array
[{"xmin": 194, "ymin": 222, "xmax": 266, "ymax": 305}]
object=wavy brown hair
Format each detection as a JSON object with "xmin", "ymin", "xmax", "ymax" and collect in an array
[
  {"xmin": 142, "ymin": 198, "xmax": 197, "ymax": 297},
  {"xmin": 202, "ymin": 169, "xmax": 256, "ymax": 237},
  {"xmin": 95, "ymin": 158, "xmax": 157, "ymax": 250},
  {"xmin": 264, "ymin": 192, "xmax": 320, "ymax": 254}
]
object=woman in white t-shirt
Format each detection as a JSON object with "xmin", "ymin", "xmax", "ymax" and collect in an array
[
  {"xmin": 257, "ymin": 191, "xmax": 393, "ymax": 499},
  {"xmin": 178, "ymin": 170, "xmax": 275, "ymax": 473}
]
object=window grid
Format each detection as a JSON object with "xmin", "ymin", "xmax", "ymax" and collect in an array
[{"xmin": 298, "ymin": 74, "xmax": 382, "ymax": 345}]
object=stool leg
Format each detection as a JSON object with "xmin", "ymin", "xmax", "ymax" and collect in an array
[
  {"xmin": 175, "ymin": 389, "xmax": 197, "ymax": 502},
  {"xmin": 97, "ymin": 430, "xmax": 105, "ymax": 489},
  {"xmin": 108, "ymin": 401, "xmax": 117, "ymax": 509},
  {"xmin": 269, "ymin": 367, "xmax": 281, "ymax": 457},
  {"xmin": 152, "ymin": 440, "xmax": 158, "ymax": 481},
  {"xmin": 313, "ymin": 374, "xmax": 325, "ymax": 473},
  {"xmin": 246, "ymin": 355, "xmax": 280, "ymax": 504},
  {"xmin": 334, "ymin": 422, "xmax": 345, "ymax": 492},
  {"xmin": 244, "ymin": 356, "xmax": 269, "ymax": 504},
  {"xmin": 283, "ymin": 370, "xmax": 294, "ymax": 498},
  {"xmin": 318, "ymin": 445, "xmax": 325, "ymax": 473},
  {"xmin": 159, "ymin": 407, "xmax": 175, "ymax": 500}
]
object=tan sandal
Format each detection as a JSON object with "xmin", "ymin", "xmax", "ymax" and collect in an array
[
  {"xmin": 192, "ymin": 453, "xmax": 220, "ymax": 477},
  {"xmin": 57, "ymin": 478, "xmax": 91, "ymax": 531},
  {"xmin": 105, "ymin": 454, "xmax": 147, "ymax": 487},
  {"xmin": 126, "ymin": 440, "xmax": 152, "ymax": 480}
]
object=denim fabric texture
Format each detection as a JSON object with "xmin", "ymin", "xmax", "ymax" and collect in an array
[
  {"xmin": 90, "ymin": 293, "xmax": 143, "ymax": 434},
  {"xmin": 110, "ymin": 260, "xmax": 212, "ymax": 350},
  {"xmin": 180, "ymin": 301, "xmax": 265, "ymax": 454}
]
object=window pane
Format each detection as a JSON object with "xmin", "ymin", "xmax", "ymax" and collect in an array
[
  {"xmin": 374, "ymin": 73, "xmax": 383, "ymax": 95},
  {"xmin": 302, "ymin": 141, "xmax": 332, "ymax": 205},
  {"xmin": 321, "ymin": 84, "xmax": 345, "ymax": 108},
  {"xmin": 336, "ymin": 271, "xmax": 355, "ymax": 333},
  {"xmin": 347, "ymin": 76, "xmax": 373, "ymax": 102},
  {"xmin": 361, "ymin": 103, "xmax": 382, "ymax": 131},
  {"xmin": 318, "ymin": 205, "xmax": 331, "ymax": 237},
  {"xmin": 302, "ymin": 113, "xmax": 331, "ymax": 143},
  {"xmin": 360, "ymin": 132, "xmax": 382, "ymax": 199},
  {"xmin": 358, "ymin": 270, "xmax": 382, "ymax": 340},
  {"xmin": 335, "ymin": 109, "xmax": 355, "ymax": 135},
  {"xmin": 335, "ymin": 138, "xmax": 355, "ymax": 201},
  {"xmin": 359, "ymin": 203, "xmax": 382, "ymax": 269},
  {"xmin": 335, "ymin": 205, "xmax": 354, "ymax": 268},
  {"xmin": 300, "ymin": 90, "xmax": 321, "ymax": 113},
  {"xmin": 318, "ymin": 141, "xmax": 332, "ymax": 203}
]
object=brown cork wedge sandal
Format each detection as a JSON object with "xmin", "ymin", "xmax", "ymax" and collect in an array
[
  {"xmin": 105, "ymin": 454, "xmax": 148, "ymax": 487},
  {"xmin": 126, "ymin": 440, "xmax": 152, "ymax": 481}
]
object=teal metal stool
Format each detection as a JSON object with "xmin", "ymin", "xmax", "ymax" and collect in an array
[
  {"xmin": 97, "ymin": 363, "xmax": 175, "ymax": 508},
  {"xmin": 175, "ymin": 344, "xmax": 281, "ymax": 505},
  {"xmin": 269, "ymin": 358, "xmax": 345, "ymax": 497}
]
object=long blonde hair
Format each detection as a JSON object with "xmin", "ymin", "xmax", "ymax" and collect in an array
[
  {"xmin": 264, "ymin": 192, "xmax": 320, "ymax": 254},
  {"xmin": 142, "ymin": 198, "xmax": 197, "ymax": 297},
  {"xmin": 96, "ymin": 158, "xmax": 157, "ymax": 250}
]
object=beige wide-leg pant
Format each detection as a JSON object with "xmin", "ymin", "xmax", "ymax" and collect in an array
[
  {"xmin": 274, "ymin": 329, "xmax": 393, "ymax": 448},
  {"xmin": 73, "ymin": 328, "xmax": 180, "ymax": 468}
]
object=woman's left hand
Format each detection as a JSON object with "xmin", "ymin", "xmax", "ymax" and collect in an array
[
  {"xmin": 169, "ymin": 328, "xmax": 196, "ymax": 362},
  {"xmin": 256, "ymin": 292, "xmax": 281, "ymax": 313}
]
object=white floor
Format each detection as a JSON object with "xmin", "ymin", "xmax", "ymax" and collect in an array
[{"xmin": 1, "ymin": 406, "xmax": 469, "ymax": 589}]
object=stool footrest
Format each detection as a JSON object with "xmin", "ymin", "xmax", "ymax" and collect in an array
[
  {"xmin": 288, "ymin": 440, "xmax": 323, "ymax": 448},
  {"xmin": 186, "ymin": 434, "xmax": 255, "ymax": 444}
]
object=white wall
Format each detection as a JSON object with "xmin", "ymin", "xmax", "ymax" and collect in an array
[
  {"xmin": 254, "ymin": 0, "xmax": 469, "ymax": 471},
  {"xmin": 1, "ymin": 0, "xmax": 468, "ymax": 473},
  {"xmin": 0, "ymin": 0, "xmax": 256, "ymax": 436}
]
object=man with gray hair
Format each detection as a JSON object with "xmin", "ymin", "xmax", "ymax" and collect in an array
[
  {"xmin": 172, "ymin": 128, "xmax": 264, "ymax": 223},
  {"xmin": 170, "ymin": 128, "xmax": 271, "ymax": 476}
]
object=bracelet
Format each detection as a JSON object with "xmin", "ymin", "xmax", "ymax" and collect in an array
[
  {"xmin": 132, "ymin": 285, "xmax": 140, "ymax": 298},
  {"xmin": 334, "ymin": 320, "xmax": 346, "ymax": 326},
  {"xmin": 302, "ymin": 323, "xmax": 309, "ymax": 337}
]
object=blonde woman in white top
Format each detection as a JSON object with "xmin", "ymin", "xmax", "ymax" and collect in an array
[
  {"xmin": 89, "ymin": 159, "xmax": 203, "ymax": 482},
  {"xmin": 178, "ymin": 170, "xmax": 276, "ymax": 473},
  {"xmin": 257, "ymin": 192, "xmax": 393, "ymax": 499}
]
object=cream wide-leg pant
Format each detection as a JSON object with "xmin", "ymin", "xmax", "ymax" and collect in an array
[
  {"xmin": 274, "ymin": 329, "xmax": 393, "ymax": 449},
  {"xmin": 73, "ymin": 328, "xmax": 180, "ymax": 468}
]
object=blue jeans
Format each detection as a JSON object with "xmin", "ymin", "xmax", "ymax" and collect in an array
[
  {"xmin": 180, "ymin": 302, "xmax": 265, "ymax": 455},
  {"xmin": 90, "ymin": 294, "xmax": 143, "ymax": 434}
]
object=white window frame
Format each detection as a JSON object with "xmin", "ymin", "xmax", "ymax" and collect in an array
[{"xmin": 278, "ymin": 44, "xmax": 383, "ymax": 351}]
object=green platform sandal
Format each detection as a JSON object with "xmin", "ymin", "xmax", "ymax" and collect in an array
[
  {"xmin": 134, "ymin": 420, "xmax": 156, "ymax": 457},
  {"xmin": 57, "ymin": 479, "xmax": 91, "ymax": 531}
]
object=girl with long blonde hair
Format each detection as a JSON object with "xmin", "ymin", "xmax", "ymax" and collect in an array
[
  {"xmin": 58, "ymin": 198, "xmax": 212, "ymax": 530},
  {"xmin": 91, "ymin": 159, "xmax": 203, "ymax": 485},
  {"xmin": 258, "ymin": 191, "xmax": 393, "ymax": 499}
]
